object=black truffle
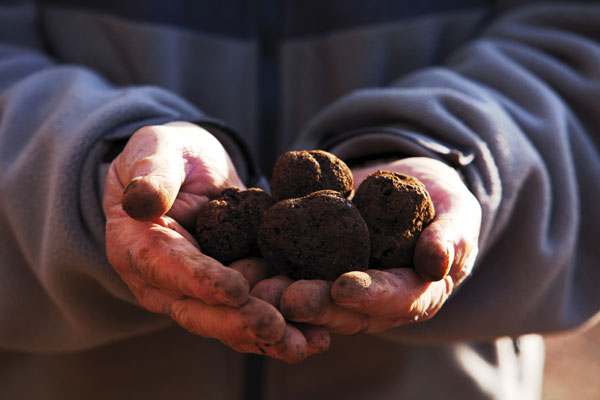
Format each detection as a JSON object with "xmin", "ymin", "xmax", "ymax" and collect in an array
[
  {"xmin": 353, "ymin": 170, "xmax": 435, "ymax": 269},
  {"xmin": 258, "ymin": 190, "xmax": 370, "ymax": 281},
  {"xmin": 195, "ymin": 187, "xmax": 274, "ymax": 264},
  {"xmin": 270, "ymin": 150, "xmax": 353, "ymax": 202}
]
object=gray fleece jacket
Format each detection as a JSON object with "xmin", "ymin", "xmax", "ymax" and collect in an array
[{"xmin": 0, "ymin": 0, "xmax": 598, "ymax": 399}]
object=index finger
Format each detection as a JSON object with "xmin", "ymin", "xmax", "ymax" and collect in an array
[{"xmin": 280, "ymin": 280, "xmax": 370, "ymax": 334}]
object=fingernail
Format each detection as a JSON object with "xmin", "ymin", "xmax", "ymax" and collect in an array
[
  {"xmin": 122, "ymin": 176, "xmax": 167, "ymax": 220},
  {"xmin": 331, "ymin": 271, "xmax": 371, "ymax": 306},
  {"xmin": 415, "ymin": 240, "xmax": 454, "ymax": 282},
  {"xmin": 307, "ymin": 333, "xmax": 331, "ymax": 355}
]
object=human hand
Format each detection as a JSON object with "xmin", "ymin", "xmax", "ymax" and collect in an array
[
  {"xmin": 253, "ymin": 157, "xmax": 481, "ymax": 334},
  {"xmin": 103, "ymin": 122, "xmax": 327, "ymax": 362}
]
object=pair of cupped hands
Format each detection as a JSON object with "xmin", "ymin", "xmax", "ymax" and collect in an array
[{"xmin": 103, "ymin": 122, "xmax": 481, "ymax": 364}]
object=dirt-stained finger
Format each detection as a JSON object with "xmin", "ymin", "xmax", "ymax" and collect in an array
[
  {"xmin": 414, "ymin": 218, "xmax": 454, "ymax": 281},
  {"xmin": 331, "ymin": 269, "xmax": 418, "ymax": 314},
  {"xmin": 230, "ymin": 258, "xmax": 273, "ymax": 289},
  {"xmin": 122, "ymin": 175, "xmax": 177, "ymax": 221},
  {"xmin": 138, "ymin": 286, "xmax": 286, "ymax": 345},
  {"xmin": 117, "ymin": 223, "xmax": 250, "ymax": 307},
  {"xmin": 296, "ymin": 324, "xmax": 331, "ymax": 356},
  {"xmin": 279, "ymin": 280, "xmax": 332, "ymax": 323},
  {"xmin": 250, "ymin": 275, "xmax": 294, "ymax": 307},
  {"xmin": 332, "ymin": 269, "xmax": 425, "ymax": 314},
  {"xmin": 280, "ymin": 280, "xmax": 369, "ymax": 334},
  {"xmin": 116, "ymin": 126, "xmax": 186, "ymax": 221},
  {"xmin": 232, "ymin": 324, "xmax": 309, "ymax": 364},
  {"xmin": 272, "ymin": 324, "xmax": 309, "ymax": 364},
  {"xmin": 171, "ymin": 296, "xmax": 286, "ymax": 344}
]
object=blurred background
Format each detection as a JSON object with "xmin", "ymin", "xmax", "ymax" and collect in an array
[{"xmin": 542, "ymin": 319, "xmax": 600, "ymax": 399}]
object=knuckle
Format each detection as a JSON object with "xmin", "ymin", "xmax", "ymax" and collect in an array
[
  {"xmin": 126, "ymin": 246, "xmax": 157, "ymax": 288},
  {"xmin": 115, "ymin": 249, "xmax": 149, "ymax": 288},
  {"xmin": 282, "ymin": 281, "xmax": 331, "ymax": 322},
  {"xmin": 404, "ymin": 285, "xmax": 449, "ymax": 324},
  {"xmin": 170, "ymin": 301, "xmax": 194, "ymax": 331},
  {"xmin": 404, "ymin": 296, "xmax": 433, "ymax": 323},
  {"xmin": 247, "ymin": 311, "xmax": 285, "ymax": 343},
  {"xmin": 135, "ymin": 287, "xmax": 162, "ymax": 314},
  {"xmin": 353, "ymin": 315, "xmax": 372, "ymax": 334},
  {"xmin": 450, "ymin": 240, "xmax": 478, "ymax": 281},
  {"xmin": 132, "ymin": 125, "xmax": 160, "ymax": 140}
]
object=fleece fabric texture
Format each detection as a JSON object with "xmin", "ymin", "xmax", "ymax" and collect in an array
[{"xmin": 0, "ymin": 0, "xmax": 598, "ymax": 399}]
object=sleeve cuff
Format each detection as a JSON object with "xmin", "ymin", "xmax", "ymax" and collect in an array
[{"xmin": 321, "ymin": 125, "xmax": 475, "ymax": 169}]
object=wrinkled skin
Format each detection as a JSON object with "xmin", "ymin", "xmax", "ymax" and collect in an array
[
  {"xmin": 253, "ymin": 157, "xmax": 482, "ymax": 335},
  {"xmin": 103, "ymin": 122, "xmax": 329, "ymax": 364}
]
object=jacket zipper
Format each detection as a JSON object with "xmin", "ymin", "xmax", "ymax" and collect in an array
[
  {"xmin": 256, "ymin": 0, "xmax": 282, "ymax": 177},
  {"xmin": 243, "ymin": 1, "xmax": 282, "ymax": 399}
]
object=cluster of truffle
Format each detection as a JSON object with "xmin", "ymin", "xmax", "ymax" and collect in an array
[{"xmin": 195, "ymin": 150, "xmax": 435, "ymax": 281}]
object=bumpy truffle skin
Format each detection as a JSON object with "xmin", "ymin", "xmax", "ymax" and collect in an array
[
  {"xmin": 353, "ymin": 171, "xmax": 435, "ymax": 269},
  {"xmin": 258, "ymin": 190, "xmax": 370, "ymax": 281},
  {"xmin": 195, "ymin": 187, "xmax": 274, "ymax": 264},
  {"xmin": 270, "ymin": 150, "xmax": 354, "ymax": 202}
]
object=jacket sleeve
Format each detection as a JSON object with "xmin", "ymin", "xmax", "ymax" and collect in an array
[
  {"xmin": 0, "ymin": 2, "xmax": 254, "ymax": 352},
  {"xmin": 296, "ymin": 3, "xmax": 600, "ymax": 342}
]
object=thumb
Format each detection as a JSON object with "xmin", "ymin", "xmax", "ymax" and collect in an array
[
  {"xmin": 119, "ymin": 126, "xmax": 185, "ymax": 221},
  {"xmin": 413, "ymin": 177, "xmax": 481, "ymax": 282},
  {"xmin": 413, "ymin": 217, "xmax": 455, "ymax": 281}
]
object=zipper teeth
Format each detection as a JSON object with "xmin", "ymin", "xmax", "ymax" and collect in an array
[
  {"xmin": 243, "ymin": 2, "xmax": 280, "ymax": 399},
  {"xmin": 257, "ymin": 0, "xmax": 281, "ymax": 177}
]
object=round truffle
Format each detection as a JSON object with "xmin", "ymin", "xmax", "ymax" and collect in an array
[
  {"xmin": 195, "ymin": 187, "xmax": 274, "ymax": 264},
  {"xmin": 270, "ymin": 150, "xmax": 353, "ymax": 202},
  {"xmin": 353, "ymin": 171, "xmax": 435, "ymax": 269},
  {"xmin": 258, "ymin": 190, "xmax": 370, "ymax": 281}
]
